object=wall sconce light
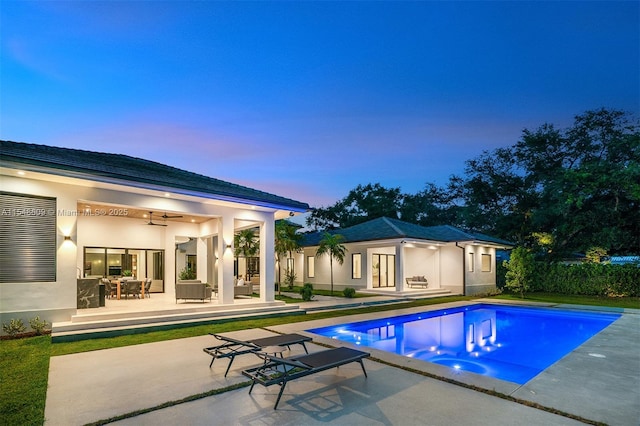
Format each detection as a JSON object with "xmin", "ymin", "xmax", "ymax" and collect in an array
[
  {"xmin": 64, "ymin": 235, "xmax": 72, "ymax": 241},
  {"xmin": 226, "ymin": 244, "xmax": 232, "ymax": 250}
]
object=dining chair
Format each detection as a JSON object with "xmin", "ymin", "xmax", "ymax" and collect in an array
[
  {"xmin": 124, "ymin": 280, "xmax": 142, "ymax": 299},
  {"xmin": 144, "ymin": 278, "xmax": 152, "ymax": 298}
]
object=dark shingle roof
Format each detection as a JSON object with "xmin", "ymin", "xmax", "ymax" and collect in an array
[
  {"xmin": 1, "ymin": 140, "xmax": 309, "ymax": 210},
  {"xmin": 302, "ymin": 217, "xmax": 513, "ymax": 247}
]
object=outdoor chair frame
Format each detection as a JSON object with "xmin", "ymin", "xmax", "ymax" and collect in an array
[
  {"xmin": 242, "ymin": 346, "xmax": 370, "ymax": 409},
  {"xmin": 203, "ymin": 333, "xmax": 311, "ymax": 376}
]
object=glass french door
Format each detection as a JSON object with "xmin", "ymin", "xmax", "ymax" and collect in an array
[{"xmin": 372, "ymin": 254, "xmax": 395, "ymax": 288}]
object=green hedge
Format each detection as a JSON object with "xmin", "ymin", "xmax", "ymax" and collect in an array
[{"xmin": 503, "ymin": 263, "xmax": 640, "ymax": 297}]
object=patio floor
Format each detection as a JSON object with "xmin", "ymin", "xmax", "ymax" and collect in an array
[
  {"xmin": 52, "ymin": 289, "xmax": 441, "ymax": 339},
  {"xmin": 44, "ymin": 301, "xmax": 640, "ymax": 426}
]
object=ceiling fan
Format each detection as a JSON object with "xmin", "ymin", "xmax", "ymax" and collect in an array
[
  {"xmin": 146, "ymin": 211, "xmax": 167, "ymax": 226},
  {"xmin": 160, "ymin": 212, "xmax": 183, "ymax": 219}
]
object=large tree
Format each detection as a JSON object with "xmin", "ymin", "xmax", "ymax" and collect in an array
[
  {"xmin": 449, "ymin": 146, "xmax": 536, "ymax": 245},
  {"xmin": 399, "ymin": 182, "xmax": 462, "ymax": 227},
  {"xmin": 455, "ymin": 108, "xmax": 639, "ymax": 257},
  {"xmin": 307, "ymin": 183, "xmax": 403, "ymax": 230},
  {"xmin": 515, "ymin": 109, "xmax": 639, "ymax": 256}
]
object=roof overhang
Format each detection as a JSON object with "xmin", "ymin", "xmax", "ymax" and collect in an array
[
  {"xmin": 1, "ymin": 161, "xmax": 309, "ymax": 214},
  {"xmin": 304, "ymin": 237, "xmax": 512, "ymax": 250},
  {"xmin": 453, "ymin": 240, "xmax": 514, "ymax": 250}
]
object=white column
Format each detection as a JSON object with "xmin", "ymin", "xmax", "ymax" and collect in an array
[
  {"xmin": 196, "ymin": 237, "xmax": 208, "ymax": 283},
  {"xmin": 395, "ymin": 243, "xmax": 404, "ymax": 292},
  {"xmin": 260, "ymin": 218, "xmax": 275, "ymax": 302},
  {"xmin": 217, "ymin": 213, "xmax": 235, "ymax": 304}
]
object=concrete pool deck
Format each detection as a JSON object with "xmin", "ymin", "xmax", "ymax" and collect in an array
[{"xmin": 44, "ymin": 301, "xmax": 639, "ymax": 425}]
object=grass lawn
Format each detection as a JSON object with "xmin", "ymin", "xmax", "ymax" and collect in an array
[
  {"xmin": 493, "ymin": 292, "xmax": 640, "ymax": 309},
  {"xmin": 2, "ymin": 293, "xmax": 637, "ymax": 425},
  {"xmin": 0, "ymin": 336, "xmax": 50, "ymax": 426}
]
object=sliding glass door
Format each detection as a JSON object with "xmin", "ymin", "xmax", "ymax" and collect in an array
[
  {"xmin": 372, "ymin": 254, "xmax": 395, "ymax": 288},
  {"xmin": 84, "ymin": 247, "xmax": 165, "ymax": 293}
]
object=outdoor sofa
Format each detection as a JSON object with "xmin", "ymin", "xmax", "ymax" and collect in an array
[
  {"xmin": 234, "ymin": 283, "xmax": 253, "ymax": 297},
  {"xmin": 405, "ymin": 275, "xmax": 429, "ymax": 288},
  {"xmin": 175, "ymin": 280, "xmax": 212, "ymax": 303}
]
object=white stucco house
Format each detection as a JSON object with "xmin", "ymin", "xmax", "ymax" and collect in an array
[
  {"xmin": 288, "ymin": 217, "xmax": 512, "ymax": 296},
  {"xmin": 0, "ymin": 140, "xmax": 309, "ymax": 331}
]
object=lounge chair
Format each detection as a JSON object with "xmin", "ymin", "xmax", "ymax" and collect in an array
[
  {"xmin": 203, "ymin": 333, "xmax": 312, "ymax": 376},
  {"xmin": 242, "ymin": 346, "xmax": 370, "ymax": 409}
]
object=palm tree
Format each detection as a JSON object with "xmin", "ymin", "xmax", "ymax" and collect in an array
[
  {"xmin": 315, "ymin": 232, "xmax": 346, "ymax": 296},
  {"xmin": 275, "ymin": 220, "xmax": 303, "ymax": 295},
  {"xmin": 234, "ymin": 228, "xmax": 259, "ymax": 280}
]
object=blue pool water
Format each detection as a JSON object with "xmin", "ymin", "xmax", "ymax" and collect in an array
[{"xmin": 308, "ymin": 304, "xmax": 620, "ymax": 384}]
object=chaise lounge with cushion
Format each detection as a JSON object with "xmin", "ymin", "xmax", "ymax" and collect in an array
[
  {"xmin": 242, "ymin": 346, "xmax": 371, "ymax": 409},
  {"xmin": 405, "ymin": 275, "xmax": 429, "ymax": 288},
  {"xmin": 203, "ymin": 333, "xmax": 312, "ymax": 376}
]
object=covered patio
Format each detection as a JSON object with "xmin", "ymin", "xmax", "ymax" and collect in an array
[{"xmin": 0, "ymin": 140, "xmax": 309, "ymax": 334}]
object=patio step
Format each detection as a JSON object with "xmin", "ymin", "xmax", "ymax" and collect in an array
[
  {"xmin": 67, "ymin": 301, "xmax": 290, "ymax": 323},
  {"xmin": 363, "ymin": 288, "xmax": 453, "ymax": 298},
  {"xmin": 52, "ymin": 304, "xmax": 305, "ymax": 342},
  {"xmin": 403, "ymin": 289, "xmax": 452, "ymax": 298}
]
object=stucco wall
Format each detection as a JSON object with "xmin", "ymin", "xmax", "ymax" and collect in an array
[
  {"xmin": 299, "ymin": 244, "xmax": 370, "ymax": 292},
  {"xmin": 465, "ymin": 245, "xmax": 497, "ymax": 295},
  {"xmin": 440, "ymin": 245, "xmax": 464, "ymax": 294},
  {"xmin": 403, "ymin": 246, "xmax": 440, "ymax": 289},
  {"xmin": 1, "ymin": 175, "xmax": 79, "ymax": 326}
]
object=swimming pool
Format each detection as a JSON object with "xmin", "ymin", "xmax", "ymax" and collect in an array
[{"xmin": 308, "ymin": 304, "xmax": 621, "ymax": 384}]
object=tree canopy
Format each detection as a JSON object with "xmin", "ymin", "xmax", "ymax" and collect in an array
[
  {"xmin": 306, "ymin": 108, "xmax": 640, "ymax": 258},
  {"xmin": 306, "ymin": 183, "xmax": 403, "ymax": 230}
]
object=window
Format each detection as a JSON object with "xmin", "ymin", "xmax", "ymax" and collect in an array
[
  {"xmin": 352, "ymin": 253, "xmax": 362, "ymax": 279},
  {"xmin": 468, "ymin": 252, "xmax": 474, "ymax": 272},
  {"xmin": 0, "ymin": 192, "xmax": 56, "ymax": 283},
  {"xmin": 481, "ymin": 254, "xmax": 492, "ymax": 272},
  {"xmin": 186, "ymin": 255, "xmax": 197, "ymax": 274},
  {"xmin": 307, "ymin": 256, "xmax": 315, "ymax": 278}
]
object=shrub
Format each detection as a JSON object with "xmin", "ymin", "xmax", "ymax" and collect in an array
[
  {"xmin": 178, "ymin": 267, "xmax": 196, "ymax": 280},
  {"xmin": 585, "ymin": 247, "xmax": 608, "ymax": 263},
  {"xmin": 528, "ymin": 262, "xmax": 640, "ymax": 297},
  {"xmin": 300, "ymin": 283, "xmax": 314, "ymax": 301},
  {"xmin": 29, "ymin": 316, "xmax": 50, "ymax": 335},
  {"xmin": 285, "ymin": 268, "xmax": 296, "ymax": 290},
  {"xmin": 343, "ymin": 287, "xmax": 356, "ymax": 298},
  {"xmin": 2, "ymin": 319, "xmax": 26, "ymax": 337},
  {"xmin": 496, "ymin": 261, "xmax": 507, "ymax": 290},
  {"xmin": 504, "ymin": 246, "xmax": 535, "ymax": 298}
]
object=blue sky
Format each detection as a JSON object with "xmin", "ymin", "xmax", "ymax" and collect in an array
[{"xmin": 2, "ymin": 1, "xmax": 638, "ymax": 207}]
